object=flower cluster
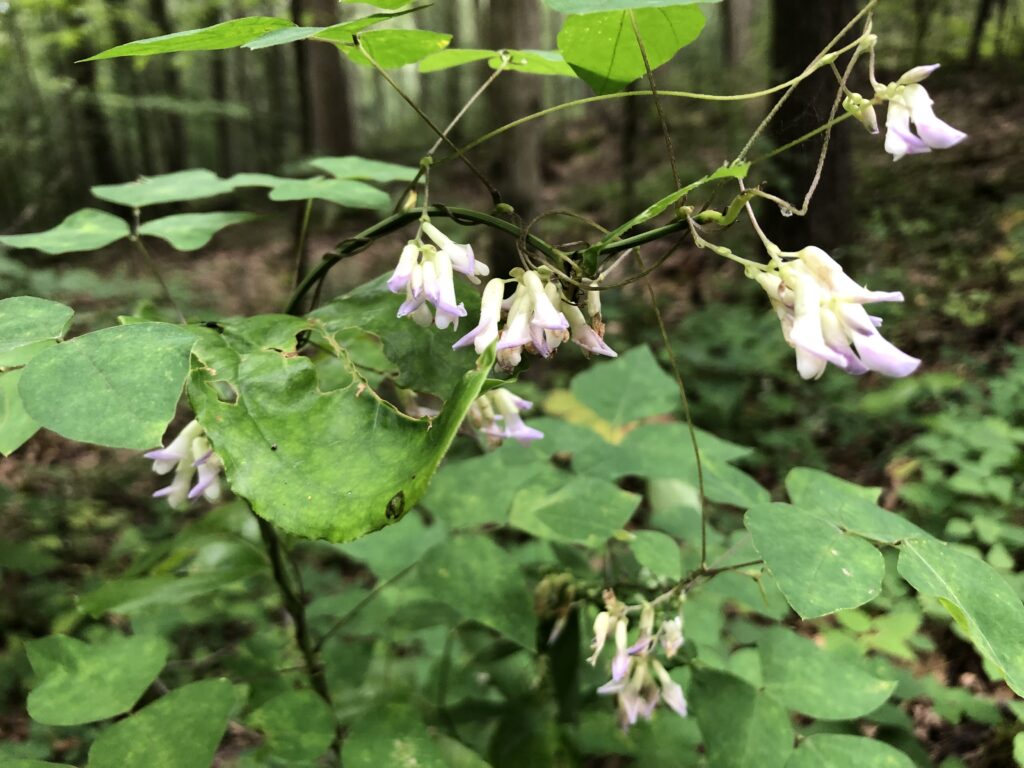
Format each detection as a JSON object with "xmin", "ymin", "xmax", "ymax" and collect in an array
[
  {"xmin": 144, "ymin": 420, "xmax": 224, "ymax": 509},
  {"xmin": 387, "ymin": 222, "xmax": 489, "ymax": 330},
  {"xmin": 453, "ymin": 268, "xmax": 616, "ymax": 372},
  {"xmin": 845, "ymin": 63, "xmax": 967, "ymax": 162},
  {"xmin": 466, "ymin": 388, "xmax": 544, "ymax": 444},
  {"xmin": 589, "ymin": 592, "xmax": 688, "ymax": 730},
  {"xmin": 748, "ymin": 246, "xmax": 920, "ymax": 380}
]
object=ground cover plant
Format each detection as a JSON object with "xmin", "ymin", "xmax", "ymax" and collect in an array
[{"xmin": 1, "ymin": 1, "xmax": 1023, "ymax": 766}]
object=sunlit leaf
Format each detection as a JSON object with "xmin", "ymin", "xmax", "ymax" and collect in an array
[
  {"xmin": 244, "ymin": 9, "xmax": 421, "ymax": 50},
  {"xmin": 546, "ymin": 0, "xmax": 719, "ymax": 11},
  {"xmin": 759, "ymin": 628, "xmax": 896, "ymax": 720},
  {"xmin": 746, "ymin": 503, "xmax": 885, "ymax": 619},
  {"xmin": 558, "ymin": 6, "xmax": 705, "ymax": 94},
  {"xmin": 92, "ymin": 169, "xmax": 237, "ymax": 208},
  {"xmin": 419, "ymin": 48, "xmax": 495, "ymax": 73},
  {"xmin": 0, "ymin": 209, "xmax": 129, "ymax": 255},
  {"xmin": 267, "ymin": 177, "xmax": 391, "ymax": 209},
  {"xmin": 26, "ymin": 635, "xmax": 169, "ymax": 726},
  {"xmin": 84, "ymin": 17, "xmax": 294, "ymax": 60},
  {"xmin": 19, "ymin": 323, "xmax": 199, "ymax": 450},
  {"xmin": 309, "ymin": 156, "xmax": 418, "ymax": 183},
  {"xmin": 343, "ymin": 29, "xmax": 452, "ymax": 68},
  {"xmin": 898, "ymin": 537, "xmax": 1024, "ymax": 697},
  {"xmin": 492, "ymin": 50, "xmax": 576, "ymax": 76},
  {"xmin": 139, "ymin": 212, "xmax": 258, "ymax": 251},
  {"xmin": 0, "ymin": 296, "xmax": 74, "ymax": 365},
  {"xmin": 87, "ymin": 679, "xmax": 235, "ymax": 768}
]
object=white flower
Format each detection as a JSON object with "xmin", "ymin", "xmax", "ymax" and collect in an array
[
  {"xmin": 750, "ymin": 246, "xmax": 920, "ymax": 380},
  {"xmin": 144, "ymin": 420, "xmax": 224, "ymax": 509},
  {"xmin": 386, "ymin": 242, "xmax": 419, "ymax": 294},
  {"xmin": 659, "ymin": 616, "xmax": 685, "ymax": 659},
  {"xmin": 453, "ymin": 278, "xmax": 504, "ymax": 353},
  {"xmin": 588, "ymin": 611, "xmax": 614, "ymax": 666},
  {"xmin": 391, "ymin": 242, "xmax": 467, "ymax": 330},
  {"xmin": 652, "ymin": 660, "xmax": 687, "ymax": 718},
  {"xmin": 843, "ymin": 92, "xmax": 879, "ymax": 135},
  {"xmin": 879, "ymin": 64, "xmax": 966, "ymax": 161},
  {"xmin": 422, "ymin": 221, "xmax": 490, "ymax": 283},
  {"xmin": 563, "ymin": 301, "xmax": 616, "ymax": 358}
]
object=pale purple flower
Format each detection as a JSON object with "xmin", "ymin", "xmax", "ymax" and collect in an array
[
  {"xmin": 610, "ymin": 619, "xmax": 631, "ymax": 682},
  {"xmin": 523, "ymin": 270, "xmax": 569, "ymax": 331},
  {"xmin": 563, "ymin": 301, "xmax": 617, "ymax": 358},
  {"xmin": 466, "ymin": 388, "xmax": 544, "ymax": 445},
  {"xmin": 422, "ymin": 221, "xmax": 490, "ymax": 284},
  {"xmin": 386, "ymin": 242, "xmax": 420, "ymax": 294},
  {"xmin": 453, "ymin": 278, "xmax": 504, "ymax": 353},
  {"xmin": 882, "ymin": 64, "xmax": 966, "ymax": 161},
  {"xmin": 145, "ymin": 420, "xmax": 224, "ymax": 509},
  {"xmin": 751, "ymin": 246, "xmax": 920, "ymax": 380},
  {"xmin": 652, "ymin": 661, "xmax": 687, "ymax": 718},
  {"xmin": 659, "ymin": 617, "xmax": 685, "ymax": 659}
]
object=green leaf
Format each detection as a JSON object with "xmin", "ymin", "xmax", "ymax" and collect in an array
[
  {"xmin": 1, "ymin": 761, "xmax": 75, "ymax": 767},
  {"xmin": 87, "ymin": 679, "xmax": 235, "ymax": 768},
  {"xmin": 422, "ymin": 443, "xmax": 554, "ymax": 529},
  {"xmin": 509, "ymin": 476, "xmax": 640, "ymax": 546},
  {"xmin": 311, "ymin": 273, "xmax": 481, "ymax": 399},
  {"xmin": 343, "ymin": 29, "xmax": 452, "ymax": 68},
  {"xmin": 139, "ymin": 212, "xmax": 257, "ymax": 251},
  {"xmin": 492, "ymin": 50, "xmax": 576, "ymax": 76},
  {"xmin": 92, "ymin": 169, "xmax": 237, "ymax": 208},
  {"xmin": 188, "ymin": 317, "xmax": 492, "ymax": 541},
  {"xmin": 244, "ymin": 9, "xmax": 416, "ymax": 49},
  {"xmin": 248, "ymin": 690, "xmax": 335, "ymax": 762},
  {"xmin": 0, "ymin": 209, "xmax": 129, "ymax": 255},
  {"xmin": 309, "ymin": 156, "xmax": 418, "ymax": 183},
  {"xmin": 26, "ymin": 635, "xmax": 169, "ymax": 726},
  {"xmin": 690, "ymin": 669, "xmax": 794, "ymax": 768},
  {"xmin": 597, "ymin": 162, "xmax": 749, "ymax": 244},
  {"xmin": 898, "ymin": 537, "xmax": 1024, "ymax": 697},
  {"xmin": 19, "ymin": 323, "xmax": 198, "ymax": 450},
  {"xmin": 0, "ymin": 370, "xmax": 40, "ymax": 456},
  {"xmin": 787, "ymin": 734, "xmax": 915, "ymax": 768},
  {"xmin": 342, "ymin": 705, "xmax": 477, "ymax": 767},
  {"xmin": 78, "ymin": 566, "xmax": 261, "ymax": 618},
  {"xmin": 569, "ymin": 345, "xmax": 677, "ymax": 426},
  {"xmin": 267, "ymin": 177, "xmax": 391, "ymax": 210},
  {"xmin": 547, "ymin": 0, "xmax": 719, "ymax": 11},
  {"xmin": 84, "ymin": 17, "xmax": 294, "ymax": 60},
  {"xmin": 630, "ymin": 529, "xmax": 682, "ymax": 580},
  {"xmin": 558, "ymin": 6, "xmax": 705, "ymax": 95},
  {"xmin": 338, "ymin": 512, "xmax": 446, "ymax": 579},
  {"xmin": 419, "ymin": 48, "xmax": 495, "ymax": 73},
  {"xmin": 759, "ymin": 628, "xmax": 896, "ymax": 720},
  {"xmin": 746, "ymin": 503, "xmax": 885, "ymax": 619},
  {"xmin": 785, "ymin": 467, "xmax": 926, "ymax": 544},
  {"xmin": 0, "ymin": 296, "xmax": 74, "ymax": 365},
  {"xmin": 417, "ymin": 534, "xmax": 537, "ymax": 648},
  {"xmin": 343, "ymin": 0, "xmax": 415, "ymax": 9}
]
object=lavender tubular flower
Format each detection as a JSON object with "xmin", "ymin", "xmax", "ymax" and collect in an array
[
  {"xmin": 422, "ymin": 221, "xmax": 490, "ymax": 283},
  {"xmin": 880, "ymin": 64, "xmax": 966, "ymax": 161},
  {"xmin": 453, "ymin": 278, "xmax": 504, "ymax": 353},
  {"xmin": 144, "ymin": 420, "xmax": 224, "ymax": 510}
]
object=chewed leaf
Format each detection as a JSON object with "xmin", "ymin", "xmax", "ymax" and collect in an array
[{"xmin": 188, "ymin": 315, "xmax": 492, "ymax": 541}]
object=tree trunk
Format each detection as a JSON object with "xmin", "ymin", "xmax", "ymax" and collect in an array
[
  {"xmin": 969, "ymin": 0, "xmax": 996, "ymax": 66},
  {"xmin": 722, "ymin": 0, "xmax": 757, "ymax": 69},
  {"xmin": 484, "ymin": 0, "xmax": 544, "ymax": 275},
  {"xmin": 766, "ymin": 0, "xmax": 855, "ymax": 251},
  {"xmin": 149, "ymin": 0, "xmax": 188, "ymax": 170},
  {"xmin": 299, "ymin": 0, "xmax": 356, "ymax": 155}
]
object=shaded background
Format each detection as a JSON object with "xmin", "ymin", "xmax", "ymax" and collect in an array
[{"xmin": 2, "ymin": 0, "xmax": 1024, "ymax": 764}]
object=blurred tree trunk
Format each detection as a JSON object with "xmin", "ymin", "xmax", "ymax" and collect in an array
[
  {"xmin": 968, "ymin": 0, "xmax": 994, "ymax": 66},
  {"xmin": 149, "ymin": 0, "xmax": 188, "ymax": 170},
  {"xmin": 291, "ymin": 0, "xmax": 315, "ymax": 155},
  {"xmin": 722, "ymin": 0, "xmax": 756, "ymax": 68},
  {"xmin": 766, "ymin": 0, "xmax": 854, "ymax": 250},
  {"xmin": 912, "ymin": 0, "xmax": 937, "ymax": 63},
  {"xmin": 298, "ymin": 0, "xmax": 356, "ymax": 155},
  {"xmin": 107, "ymin": 0, "xmax": 157, "ymax": 175},
  {"xmin": 484, "ymin": 0, "xmax": 544, "ymax": 274}
]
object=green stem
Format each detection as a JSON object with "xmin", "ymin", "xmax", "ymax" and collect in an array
[
  {"xmin": 629, "ymin": 10, "xmax": 680, "ymax": 191},
  {"xmin": 129, "ymin": 213, "xmax": 185, "ymax": 324},
  {"xmin": 284, "ymin": 205, "xmax": 566, "ymax": 315},
  {"xmin": 292, "ymin": 198, "xmax": 314, "ymax": 291}
]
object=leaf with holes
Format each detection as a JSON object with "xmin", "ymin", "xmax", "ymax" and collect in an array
[
  {"xmin": 557, "ymin": 6, "xmax": 705, "ymax": 94},
  {"xmin": 188, "ymin": 315, "xmax": 492, "ymax": 541},
  {"xmin": 139, "ymin": 212, "xmax": 257, "ymax": 251},
  {"xmin": 0, "ymin": 209, "xmax": 129, "ymax": 255},
  {"xmin": 746, "ymin": 503, "xmax": 885, "ymax": 619},
  {"xmin": 19, "ymin": 323, "xmax": 200, "ymax": 450},
  {"xmin": 84, "ymin": 17, "xmax": 294, "ymax": 60}
]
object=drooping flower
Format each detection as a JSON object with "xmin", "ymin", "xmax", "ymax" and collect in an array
[
  {"xmin": 453, "ymin": 278, "xmax": 505, "ymax": 353},
  {"xmin": 652, "ymin": 660, "xmax": 687, "ymax": 718},
  {"xmin": 493, "ymin": 269, "xmax": 571, "ymax": 371},
  {"xmin": 563, "ymin": 301, "xmax": 617, "ymax": 358},
  {"xmin": 842, "ymin": 92, "xmax": 879, "ymax": 135},
  {"xmin": 466, "ymin": 388, "xmax": 544, "ymax": 444},
  {"xmin": 878, "ymin": 64, "xmax": 967, "ymax": 161},
  {"xmin": 749, "ymin": 246, "xmax": 920, "ymax": 380},
  {"xmin": 144, "ymin": 420, "xmax": 224, "ymax": 509},
  {"xmin": 422, "ymin": 221, "xmax": 490, "ymax": 283},
  {"xmin": 660, "ymin": 616, "xmax": 685, "ymax": 659},
  {"xmin": 391, "ymin": 242, "xmax": 468, "ymax": 330}
]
